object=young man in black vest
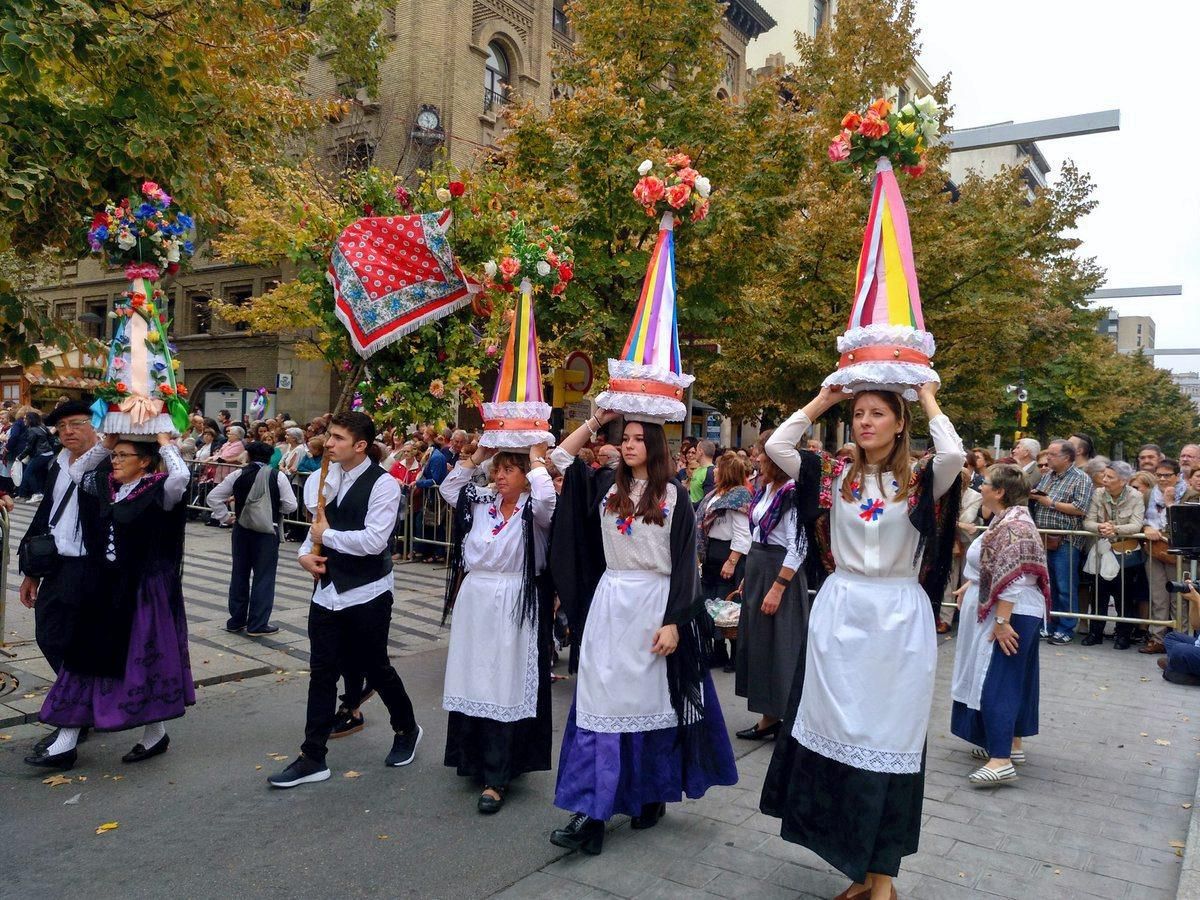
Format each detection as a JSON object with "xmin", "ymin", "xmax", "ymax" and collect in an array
[
  {"xmin": 269, "ymin": 411, "xmax": 421, "ymax": 788},
  {"xmin": 206, "ymin": 440, "xmax": 298, "ymax": 636},
  {"xmin": 17, "ymin": 401, "xmax": 102, "ymax": 753}
]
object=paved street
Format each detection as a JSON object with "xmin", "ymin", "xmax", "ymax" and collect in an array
[{"xmin": 2, "ymin": 503, "xmax": 1199, "ymax": 898}]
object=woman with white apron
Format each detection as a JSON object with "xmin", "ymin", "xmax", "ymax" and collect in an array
[
  {"xmin": 440, "ymin": 444, "xmax": 555, "ymax": 814},
  {"xmin": 760, "ymin": 383, "xmax": 966, "ymax": 900},
  {"xmin": 950, "ymin": 463, "xmax": 1049, "ymax": 786},
  {"xmin": 547, "ymin": 410, "xmax": 737, "ymax": 856}
]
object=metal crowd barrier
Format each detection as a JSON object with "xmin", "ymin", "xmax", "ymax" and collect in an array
[
  {"xmin": 938, "ymin": 526, "xmax": 1193, "ymax": 633},
  {"xmin": 182, "ymin": 458, "xmax": 450, "ymax": 561}
]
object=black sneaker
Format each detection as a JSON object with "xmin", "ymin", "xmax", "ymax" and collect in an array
[
  {"xmin": 268, "ymin": 755, "xmax": 331, "ymax": 788},
  {"xmin": 385, "ymin": 725, "xmax": 423, "ymax": 767},
  {"xmin": 330, "ymin": 710, "xmax": 365, "ymax": 739},
  {"xmin": 246, "ymin": 624, "xmax": 280, "ymax": 637},
  {"xmin": 1049, "ymin": 632, "xmax": 1073, "ymax": 646},
  {"xmin": 224, "ymin": 622, "xmax": 245, "ymax": 633}
]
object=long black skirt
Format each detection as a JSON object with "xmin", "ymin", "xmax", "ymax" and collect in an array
[
  {"xmin": 760, "ymin": 627, "xmax": 923, "ymax": 882},
  {"xmin": 443, "ymin": 592, "xmax": 553, "ymax": 787},
  {"xmin": 735, "ymin": 542, "xmax": 809, "ymax": 720}
]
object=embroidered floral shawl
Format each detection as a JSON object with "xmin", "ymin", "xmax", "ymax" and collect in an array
[{"xmin": 976, "ymin": 504, "xmax": 1051, "ymax": 623}]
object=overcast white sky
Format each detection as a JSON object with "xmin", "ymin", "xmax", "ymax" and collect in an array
[{"xmin": 748, "ymin": 0, "xmax": 1200, "ymax": 375}]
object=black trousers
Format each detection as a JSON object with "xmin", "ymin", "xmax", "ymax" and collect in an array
[
  {"xmin": 34, "ymin": 556, "xmax": 89, "ymax": 674},
  {"xmin": 302, "ymin": 592, "xmax": 416, "ymax": 763},
  {"xmin": 1088, "ymin": 559, "xmax": 1148, "ymax": 640}
]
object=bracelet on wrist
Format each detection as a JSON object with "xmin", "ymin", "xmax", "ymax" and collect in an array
[
  {"xmin": 585, "ymin": 417, "xmax": 599, "ymax": 438},
  {"xmin": 774, "ymin": 576, "xmax": 791, "ymax": 588}
]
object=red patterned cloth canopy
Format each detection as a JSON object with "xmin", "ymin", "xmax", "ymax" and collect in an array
[{"xmin": 327, "ymin": 209, "xmax": 478, "ymax": 358}]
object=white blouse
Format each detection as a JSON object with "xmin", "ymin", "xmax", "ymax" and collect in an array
[
  {"xmin": 749, "ymin": 483, "xmax": 802, "ymax": 570},
  {"xmin": 767, "ymin": 412, "xmax": 966, "ymax": 579},
  {"xmin": 705, "ymin": 505, "xmax": 752, "ymax": 555},
  {"xmin": 440, "ymin": 462, "xmax": 555, "ymax": 572}
]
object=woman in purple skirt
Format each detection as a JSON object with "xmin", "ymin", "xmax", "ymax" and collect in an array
[
  {"xmin": 25, "ymin": 432, "xmax": 194, "ymax": 770},
  {"xmin": 547, "ymin": 410, "xmax": 737, "ymax": 856}
]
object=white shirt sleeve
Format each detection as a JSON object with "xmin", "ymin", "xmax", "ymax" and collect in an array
[
  {"xmin": 729, "ymin": 509, "xmax": 752, "ymax": 555},
  {"xmin": 160, "ymin": 444, "xmax": 190, "ymax": 510},
  {"xmin": 550, "ymin": 446, "xmax": 576, "ymax": 472},
  {"xmin": 277, "ymin": 471, "xmax": 299, "ymax": 515},
  {"xmin": 527, "ymin": 466, "xmax": 557, "ymax": 531},
  {"xmin": 928, "ymin": 414, "xmax": 968, "ymax": 500},
  {"xmin": 68, "ymin": 442, "xmax": 110, "ymax": 483},
  {"xmin": 320, "ymin": 471, "xmax": 401, "ymax": 557},
  {"xmin": 303, "ymin": 464, "xmax": 336, "ymax": 514},
  {"xmin": 779, "ymin": 507, "xmax": 802, "ymax": 571},
  {"xmin": 765, "ymin": 410, "xmax": 810, "ymax": 480},
  {"xmin": 207, "ymin": 469, "xmax": 240, "ymax": 523},
  {"xmin": 439, "ymin": 461, "xmax": 474, "ymax": 507}
]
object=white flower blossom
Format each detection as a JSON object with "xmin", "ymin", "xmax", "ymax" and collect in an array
[
  {"xmin": 436, "ymin": 187, "xmax": 452, "ymax": 203},
  {"xmin": 901, "ymin": 102, "xmax": 916, "ymax": 118},
  {"xmin": 484, "ymin": 260, "xmax": 498, "ymax": 278},
  {"xmin": 166, "ymin": 245, "xmax": 181, "ymax": 263},
  {"xmin": 117, "ymin": 231, "xmax": 137, "ymax": 250},
  {"xmin": 694, "ymin": 175, "xmax": 711, "ymax": 199},
  {"xmin": 638, "ymin": 159, "xmax": 653, "ymax": 176},
  {"xmin": 915, "ymin": 95, "xmax": 939, "ymax": 119},
  {"xmin": 536, "ymin": 260, "xmax": 552, "ymax": 277}
]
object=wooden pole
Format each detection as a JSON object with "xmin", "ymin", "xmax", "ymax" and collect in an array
[{"xmin": 312, "ymin": 358, "xmax": 365, "ymax": 555}]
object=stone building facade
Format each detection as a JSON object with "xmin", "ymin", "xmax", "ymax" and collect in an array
[{"xmin": 27, "ymin": 0, "xmax": 774, "ymax": 422}]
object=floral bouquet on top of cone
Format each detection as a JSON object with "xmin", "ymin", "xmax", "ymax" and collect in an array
[
  {"xmin": 87, "ymin": 181, "xmax": 195, "ymax": 281},
  {"xmin": 828, "ymin": 95, "xmax": 942, "ymax": 178},
  {"xmin": 632, "ymin": 152, "xmax": 711, "ymax": 223},
  {"xmin": 481, "ymin": 215, "xmax": 575, "ymax": 296}
]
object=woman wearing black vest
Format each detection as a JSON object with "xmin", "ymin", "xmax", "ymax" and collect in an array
[{"xmin": 268, "ymin": 412, "xmax": 421, "ymax": 789}]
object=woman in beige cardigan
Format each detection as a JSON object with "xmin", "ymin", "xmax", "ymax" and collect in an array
[{"xmin": 1081, "ymin": 461, "xmax": 1146, "ymax": 650}]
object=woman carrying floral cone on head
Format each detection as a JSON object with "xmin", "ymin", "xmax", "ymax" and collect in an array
[{"xmin": 760, "ymin": 96, "xmax": 968, "ymax": 900}]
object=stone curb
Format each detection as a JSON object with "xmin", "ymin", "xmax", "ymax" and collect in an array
[
  {"xmin": 1179, "ymin": 761, "xmax": 1200, "ymax": 899},
  {"xmin": 0, "ymin": 663, "xmax": 276, "ymax": 729}
]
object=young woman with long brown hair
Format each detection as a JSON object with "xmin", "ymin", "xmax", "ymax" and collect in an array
[
  {"xmin": 759, "ymin": 383, "xmax": 966, "ymax": 900},
  {"xmin": 546, "ymin": 410, "xmax": 737, "ymax": 855}
]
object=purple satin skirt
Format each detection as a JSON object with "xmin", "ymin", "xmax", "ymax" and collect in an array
[
  {"xmin": 554, "ymin": 673, "xmax": 738, "ymax": 820},
  {"xmin": 40, "ymin": 572, "xmax": 195, "ymax": 730}
]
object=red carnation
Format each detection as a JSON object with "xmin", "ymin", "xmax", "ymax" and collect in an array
[
  {"xmin": 557, "ymin": 263, "xmax": 574, "ymax": 283},
  {"xmin": 448, "ymin": 181, "xmax": 465, "ymax": 198}
]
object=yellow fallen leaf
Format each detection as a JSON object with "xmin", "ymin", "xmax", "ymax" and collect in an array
[
  {"xmin": 1183, "ymin": 803, "xmax": 1192, "ymax": 809},
  {"xmin": 255, "ymin": 765, "xmax": 263, "ymax": 771},
  {"xmin": 1170, "ymin": 840, "xmax": 1186, "ymax": 849},
  {"xmin": 111, "ymin": 775, "xmax": 124, "ymax": 782},
  {"xmin": 1155, "ymin": 739, "xmax": 1171, "ymax": 746},
  {"xmin": 1140, "ymin": 732, "xmax": 1149, "ymax": 737},
  {"xmin": 0, "ymin": 734, "xmax": 11, "ymax": 741},
  {"xmin": 344, "ymin": 770, "xmax": 362, "ymax": 779},
  {"xmin": 1053, "ymin": 869, "xmax": 1061, "ymax": 876},
  {"xmin": 95, "ymin": 822, "xmax": 119, "ymax": 835},
  {"xmin": 76, "ymin": 776, "xmax": 87, "ymax": 782},
  {"xmin": 377, "ymin": 834, "xmax": 389, "ymax": 840},
  {"xmin": 42, "ymin": 774, "xmax": 73, "ymax": 787}
]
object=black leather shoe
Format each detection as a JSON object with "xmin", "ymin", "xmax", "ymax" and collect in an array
[
  {"xmin": 122, "ymin": 733, "xmax": 170, "ymax": 764},
  {"xmin": 735, "ymin": 721, "xmax": 781, "ymax": 741},
  {"xmin": 630, "ymin": 801, "xmax": 666, "ymax": 830},
  {"xmin": 24, "ymin": 747, "xmax": 77, "ymax": 770},
  {"xmin": 1113, "ymin": 636, "xmax": 1132, "ymax": 650},
  {"xmin": 1080, "ymin": 633, "xmax": 1103, "ymax": 647},
  {"xmin": 478, "ymin": 786, "xmax": 506, "ymax": 815},
  {"xmin": 550, "ymin": 813, "xmax": 605, "ymax": 855}
]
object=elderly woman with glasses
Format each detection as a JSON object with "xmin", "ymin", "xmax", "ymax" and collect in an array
[
  {"xmin": 950, "ymin": 464, "xmax": 1050, "ymax": 786},
  {"xmin": 1081, "ymin": 460, "xmax": 1147, "ymax": 650}
]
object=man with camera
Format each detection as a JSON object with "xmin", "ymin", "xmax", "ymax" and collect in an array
[{"xmin": 1159, "ymin": 579, "xmax": 1200, "ymax": 685}]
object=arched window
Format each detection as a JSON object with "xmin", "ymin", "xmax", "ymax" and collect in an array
[{"xmin": 484, "ymin": 42, "xmax": 510, "ymax": 112}]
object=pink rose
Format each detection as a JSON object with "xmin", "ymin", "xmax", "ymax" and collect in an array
[
  {"xmin": 667, "ymin": 152, "xmax": 691, "ymax": 168},
  {"xmin": 633, "ymin": 176, "xmax": 666, "ymax": 206},
  {"xmin": 675, "ymin": 166, "xmax": 699, "ymax": 187},
  {"xmin": 690, "ymin": 198, "xmax": 710, "ymax": 222},
  {"xmin": 141, "ymin": 181, "xmax": 161, "ymax": 197},
  {"xmin": 901, "ymin": 157, "xmax": 928, "ymax": 177},
  {"xmin": 859, "ymin": 111, "xmax": 889, "ymax": 139},
  {"xmin": 499, "ymin": 256, "xmax": 521, "ymax": 282},
  {"xmin": 828, "ymin": 138, "xmax": 850, "ymax": 162},
  {"xmin": 664, "ymin": 182, "xmax": 692, "ymax": 209}
]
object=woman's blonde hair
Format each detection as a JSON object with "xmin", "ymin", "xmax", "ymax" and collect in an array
[{"xmin": 840, "ymin": 391, "xmax": 915, "ymax": 503}]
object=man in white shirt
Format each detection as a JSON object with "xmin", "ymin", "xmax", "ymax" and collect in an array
[
  {"xmin": 1012, "ymin": 437, "xmax": 1041, "ymax": 489},
  {"xmin": 206, "ymin": 440, "xmax": 298, "ymax": 636},
  {"xmin": 17, "ymin": 401, "xmax": 99, "ymax": 752},
  {"xmin": 269, "ymin": 412, "xmax": 421, "ymax": 789}
]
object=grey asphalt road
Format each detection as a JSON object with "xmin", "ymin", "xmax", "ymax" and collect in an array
[{"xmin": 0, "ymin": 641, "xmax": 751, "ymax": 900}]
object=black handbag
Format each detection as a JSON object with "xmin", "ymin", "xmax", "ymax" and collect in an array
[{"xmin": 18, "ymin": 481, "xmax": 75, "ymax": 578}]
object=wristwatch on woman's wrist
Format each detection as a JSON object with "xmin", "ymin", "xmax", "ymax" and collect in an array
[{"xmin": 994, "ymin": 616, "xmax": 1009, "ymax": 626}]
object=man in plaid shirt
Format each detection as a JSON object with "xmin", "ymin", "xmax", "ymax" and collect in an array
[{"xmin": 1032, "ymin": 439, "xmax": 1094, "ymax": 644}]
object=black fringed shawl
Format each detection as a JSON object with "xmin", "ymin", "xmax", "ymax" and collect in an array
[
  {"xmin": 809, "ymin": 450, "xmax": 961, "ymax": 614},
  {"xmin": 550, "ymin": 456, "xmax": 710, "ymax": 729},
  {"xmin": 443, "ymin": 483, "xmax": 539, "ymax": 629}
]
